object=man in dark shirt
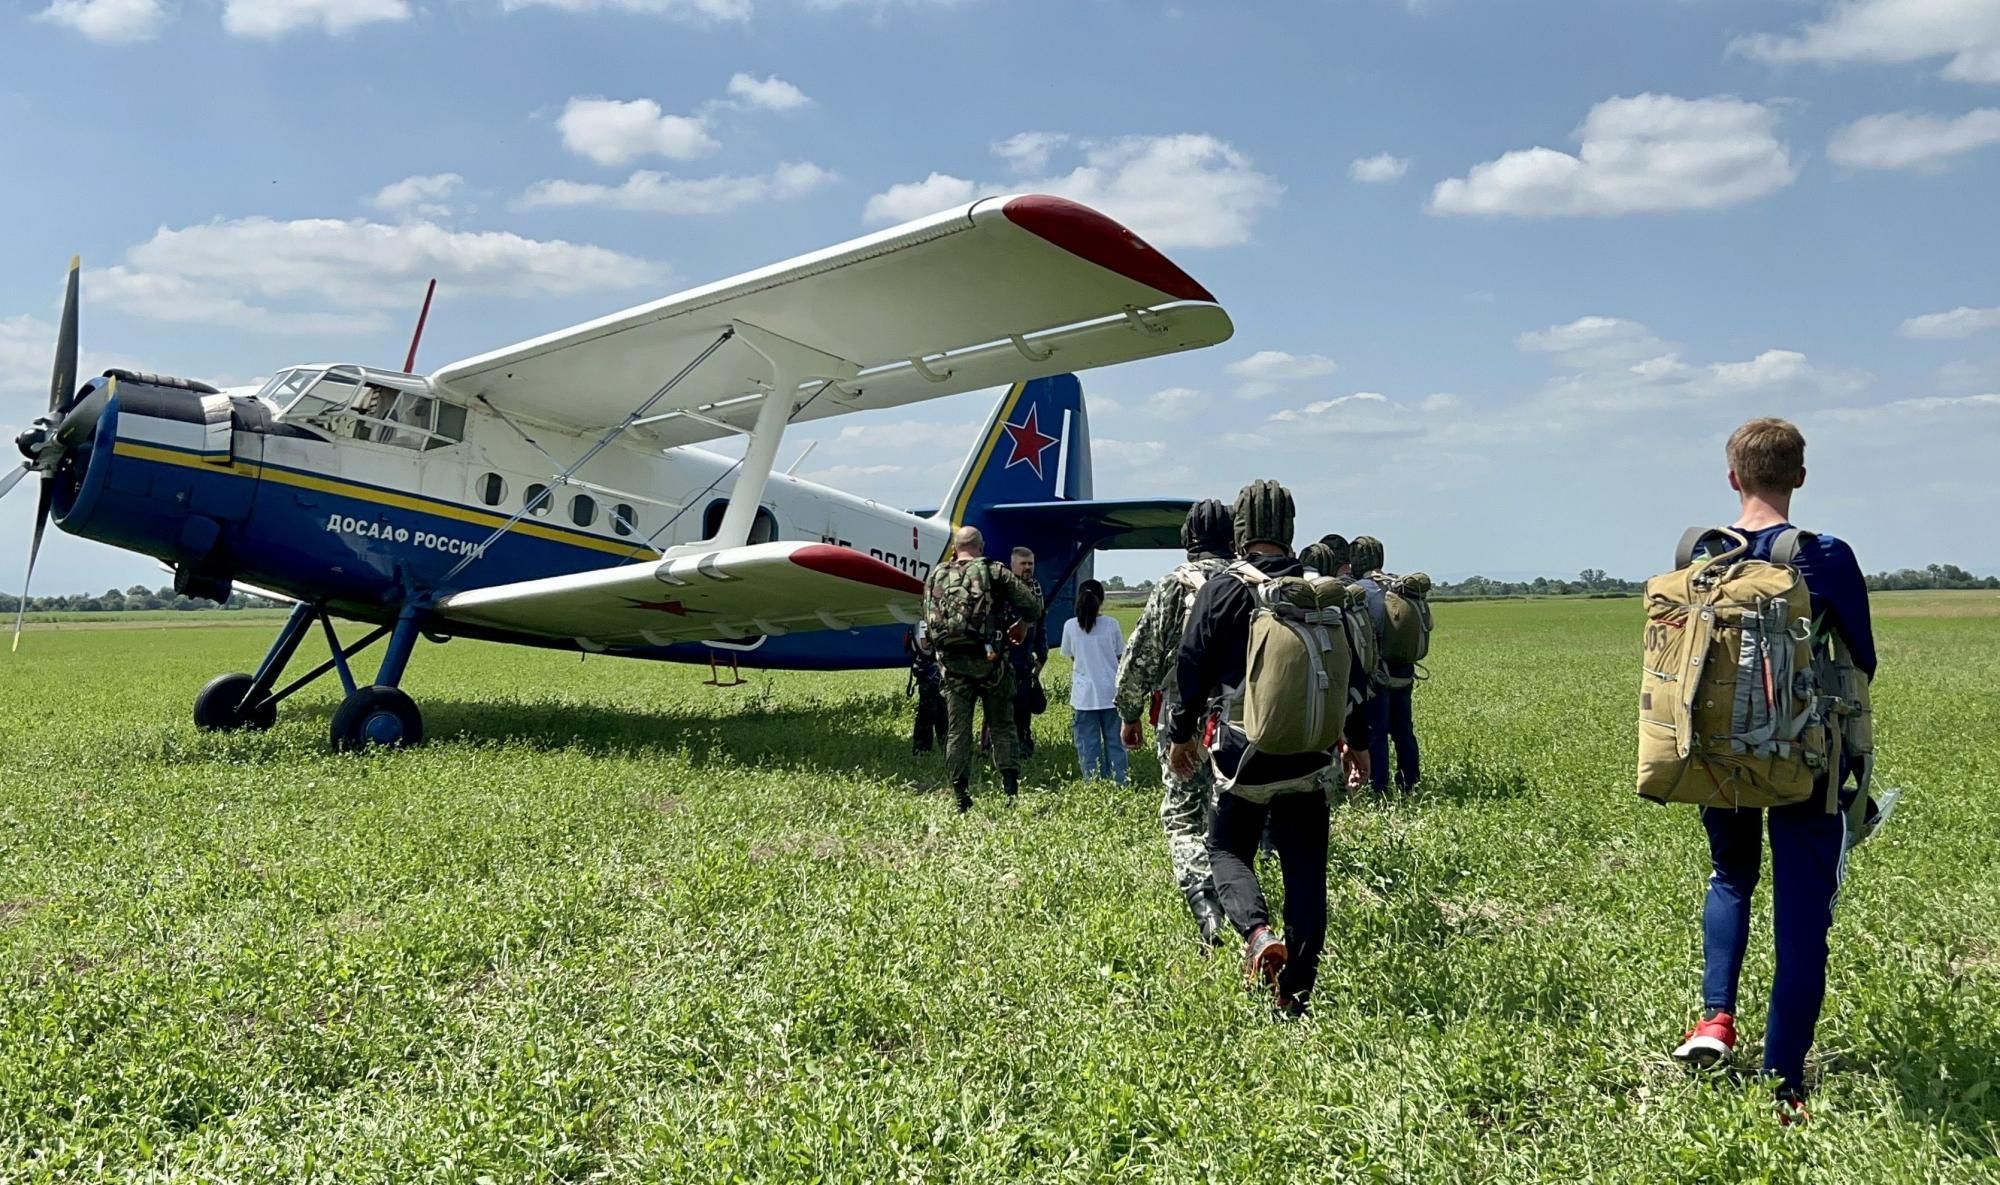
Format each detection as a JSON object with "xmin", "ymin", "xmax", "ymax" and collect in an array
[
  {"xmin": 1166, "ymin": 480, "xmax": 1372, "ymax": 1015},
  {"xmin": 1669, "ymin": 417, "xmax": 1878, "ymax": 1120}
]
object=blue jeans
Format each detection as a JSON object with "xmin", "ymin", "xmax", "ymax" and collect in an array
[
  {"xmin": 1700, "ymin": 784, "xmax": 1850, "ymax": 1095},
  {"xmin": 1072, "ymin": 708, "xmax": 1128, "ymax": 785},
  {"xmin": 1366, "ymin": 672, "xmax": 1419, "ymax": 791}
]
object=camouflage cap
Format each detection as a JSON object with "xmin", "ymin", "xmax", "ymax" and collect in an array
[
  {"xmin": 1180, "ymin": 499, "xmax": 1234, "ymax": 559},
  {"xmin": 1350, "ymin": 535, "xmax": 1384, "ymax": 574},
  {"xmin": 1317, "ymin": 534, "xmax": 1350, "ymax": 571},
  {"xmin": 1299, "ymin": 541, "xmax": 1338, "ymax": 576},
  {"xmin": 1231, "ymin": 479, "xmax": 1295, "ymax": 555}
]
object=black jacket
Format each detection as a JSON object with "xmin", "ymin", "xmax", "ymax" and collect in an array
[{"xmin": 1168, "ymin": 552, "xmax": 1372, "ymax": 782}]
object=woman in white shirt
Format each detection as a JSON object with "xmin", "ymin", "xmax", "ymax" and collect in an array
[{"xmin": 1060, "ymin": 579, "xmax": 1129, "ymax": 785}]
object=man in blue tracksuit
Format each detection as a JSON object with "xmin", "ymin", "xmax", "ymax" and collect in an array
[{"xmin": 1670, "ymin": 417, "xmax": 1878, "ymax": 1121}]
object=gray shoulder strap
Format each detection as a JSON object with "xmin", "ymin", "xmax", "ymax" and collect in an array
[
  {"xmin": 1675, "ymin": 527, "xmax": 1714, "ymax": 570},
  {"xmin": 1769, "ymin": 527, "xmax": 1814, "ymax": 567}
]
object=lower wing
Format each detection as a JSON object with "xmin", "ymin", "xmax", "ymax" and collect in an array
[{"xmin": 435, "ymin": 543, "xmax": 923, "ymax": 650}]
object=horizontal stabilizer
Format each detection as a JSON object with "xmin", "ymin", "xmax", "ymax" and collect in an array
[{"xmin": 981, "ymin": 498, "xmax": 1191, "ymax": 553}]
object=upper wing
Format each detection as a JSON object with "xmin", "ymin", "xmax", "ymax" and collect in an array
[
  {"xmin": 434, "ymin": 542, "xmax": 923, "ymax": 650},
  {"xmin": 429, "ymin": 195, "xmax": 1233, "ymax": 446}
]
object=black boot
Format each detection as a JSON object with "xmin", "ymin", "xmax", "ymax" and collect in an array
[
  {"xmin": 1003, "ymin": 770, "xmax": 1020, "ymax": 799},
  {"xmin": 1185, "ymin": 884, "xmax": 1226, "ymax": 953},
  {"xmin": 953, "ymin": 777, "xmax": 973, "ymax": 813}
]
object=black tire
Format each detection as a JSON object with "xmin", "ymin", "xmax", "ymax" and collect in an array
[
  {"xmin": 193, "ymin": 672, "xmax": 277, "ymax": 732},
  {"xmin": 330, "ymin": 685, "xmax": 424, "ymax": 752}
]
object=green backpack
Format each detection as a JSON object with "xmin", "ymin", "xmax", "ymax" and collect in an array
[
  {"xmin": 924, "ymin": 558, "xmax": 998, "ymax": 653},
  {"xmin": 1215, "ymin": 562, "xmax": 1355, "ymax": 799},
  {"xmin": 1376, "ymin": 571, "xmax": 1434, "ymax": 666}
]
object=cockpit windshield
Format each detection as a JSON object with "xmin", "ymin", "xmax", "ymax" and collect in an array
[{"xmin": 264, "ymin": 365, "xmax": 467, "ymax": 451}]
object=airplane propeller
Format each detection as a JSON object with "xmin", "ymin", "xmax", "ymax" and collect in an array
[{"xmin": 7, "ymin": 257, "xmax": 83, "ymax": 651}]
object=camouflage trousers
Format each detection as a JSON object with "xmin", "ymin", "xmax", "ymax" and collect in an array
[
  {"xmin": 944, "ymin": 663, "xmax": 1018, "ymax": 783},
  {"xmin": 1155, "ymin": 726, "xmax": 1218, "ymax": 898}
]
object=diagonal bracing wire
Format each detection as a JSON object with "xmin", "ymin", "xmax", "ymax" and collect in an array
[{"xmin": 441, "ymin": 327, "xmax": 736, "ymax": 584}]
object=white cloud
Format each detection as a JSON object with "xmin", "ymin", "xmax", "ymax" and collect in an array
[
  {"xmin": 862, "ymin": 173, "xmax": 979, "ymax": 225},
  {"xmin": 369, "ymin": 173, "xmax": 464, "ymax": 217},
  {"xmin": 1521, "ymin": 315, "xmax": 1864, "ymax": 413},
  {"xmin": 502, "ymin": 0, "xmax": 749, "ymax": 19},
  {"xmin": 726, "ymin": 73, "xmax": 812, "ymax": 111},
  {"xmin": 1349, "ymin": 153, "xmax": 1410, "ymax": 183},
  {"xmin": 1093, "ymin": 438, "xmax": 1172, "ymax": 470},
  {"xmin": 1820, "ymin": 392, "xmax": 2000, "ymax": 424},
  {"xmin": 222, "ymin": 0, "xmax": 410, "ymax": 38},
  {"xmin": 1225, "ymin": 349, "xmax": 1337, "ymax": 398},
  {"xmin": 518, "ymin": 162, "xmax": 835, "ymax": 214},
  {"xmin": 1267, "ymin": 392, "xmax": 1428, "ymax": 438},
  {"xmin": 1732, "ymin": 0, "xmax": 2000, "ymax": 84},
  {"xmin": 1, "ymin": 317, "xmax": 56, "ymax": 395},
  {"xmin": 862, "ymin": 133, "xmax": 1282, "ymax": 248},
  {"xmin": 34, "ymin": 0, "xmax": 164, "ymax": 43},
  {"xmin": 1430, "ymin": 94, "xmax": 1798, "ymax": 217},
  {"xmin": 1899, "ymin": 305, "xmax": 2000, "ymax": 339},
  {"xmin": 1149, "ymin": 386, "xmax": 1207, "ymax": 419},
  {"xmin": 557, "ymin": 97, "xmax": 719, "ymax": 167},
  {"xmin": 85, "ymin": 216, "xmax": 666, "ymax": 335},
  {"xmin": 1828, "ymin": 109, "xmax": 2000, "ymax": 172},
  {"xmin": 994, "ymin": 132, "xmax": 1068, "ymax": 174}
]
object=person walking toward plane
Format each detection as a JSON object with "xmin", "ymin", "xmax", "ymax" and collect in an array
[
  {"xmin": 1062, "ymin": 579, "xmax": 1128, "ymax": 785},
  {"xmin": 1167, "ymin": 481, "xmax": 1372, "ymax": 1014},
  {"xmin": 922, "ymin": 525, "xmax": 1044, "ymax": 812},
  {"xmin": 1351, "ymin": 536, "xmax": 1421, "ymax": 793},
  {"xmin": 1115, "ymin": 500, "xmax": 1235, "ymax": 950}
]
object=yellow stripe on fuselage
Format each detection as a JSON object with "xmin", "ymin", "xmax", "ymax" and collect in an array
[{"xmin": 112, "ymin": 441, "xmax": 657, "ymax": 560}]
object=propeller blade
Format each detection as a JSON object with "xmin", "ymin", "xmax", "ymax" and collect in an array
[
  {"xmin": 50, "ymin": 256, "xmax": 79, "ymax": 416},
  {"xmin": 11, "ymin": 481, "xmax": 52, "ymax": 653},
  {"xmin": 0, "ymin": 465, "xmax": 29, "ymax": 502}
]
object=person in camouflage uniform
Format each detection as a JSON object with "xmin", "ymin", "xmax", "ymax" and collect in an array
[
  {"xmin": 923, "ymin": 525, "xmax": 1044, "ymax": 812},
  {"xmin": 1113, "ymin": 499, "xmax": 1236, "ymax": 949}
]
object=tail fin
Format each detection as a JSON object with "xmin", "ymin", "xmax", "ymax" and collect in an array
[
  {"xmin": 935, "ymin": 374, "xmax": 1190, "ymax": 632},
  {"xmin": 933, "ymin": 373, "xmax": 1090, "ymax": 530}
]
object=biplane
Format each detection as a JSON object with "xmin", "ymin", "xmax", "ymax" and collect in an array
[{"xmin": 6, "ymin": 195, "xmax": 1233, "ymax": 748}]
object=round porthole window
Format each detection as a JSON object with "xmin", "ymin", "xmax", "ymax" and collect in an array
[
  {"xmin": 477, "ymin": 472, "xmax": 506, "ymax": 506},
  {"xmin": 571, "ymin": 493, "xmax": 597, "ymax": 528},
  {"xmin": 524, "ymin": 483, "xmax": 552, "ymax": 517}
]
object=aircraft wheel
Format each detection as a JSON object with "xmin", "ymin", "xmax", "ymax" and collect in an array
[
  {"xmin": 330, "ymin": 685, "xmax": 424, "ymax": 752},
  {"xmin": 194, "ymin": 673, "xmax": 277, "ymax": 732}
]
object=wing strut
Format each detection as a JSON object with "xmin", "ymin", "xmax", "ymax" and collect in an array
[
  {"xmin": 669, "ymin": 321, "xmax": 859, "ymax": 555},
  {"xmin": 441, "ymin": 327, "xmax": 737, "ymax": 583}
]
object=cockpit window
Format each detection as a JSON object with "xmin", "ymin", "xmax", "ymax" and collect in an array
[{"xmin": 271, "ymin": 365, "xmax": 466, "ymax": 451}]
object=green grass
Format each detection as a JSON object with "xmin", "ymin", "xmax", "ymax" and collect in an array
[{"xmin": 0, "ymin": 595, "xmax": 1995, "ymax": 1182}]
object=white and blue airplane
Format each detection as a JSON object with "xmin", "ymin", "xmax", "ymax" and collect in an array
[{"xmin": 7, "ymin": 195, "xmax": 1233, "ymax": 749}]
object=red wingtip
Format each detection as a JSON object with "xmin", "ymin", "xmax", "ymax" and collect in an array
[
  {"xmin": 789, "ymin": 544, "xmax": 925, "ymax": 596},
  {"xmin": 1001, "ymin": 195, "xmax": 1217, "ymax": 304}
]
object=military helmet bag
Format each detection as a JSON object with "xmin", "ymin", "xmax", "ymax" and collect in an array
[
  {"xmin": 1213, "ymin": 562, "xmax": 1353, "ymax": 800},
  {"xmin": 924, "ymin": 558, "xmax": 998, "ymax": 652},
  {"xmin": 1636, "ymin": 528, "xmax": 1835, "ymax": 809}
]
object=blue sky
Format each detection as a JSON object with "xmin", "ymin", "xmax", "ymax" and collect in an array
[{"xmin": 4, "ymin": 0, "xmax": 1999, "ymax": 594}]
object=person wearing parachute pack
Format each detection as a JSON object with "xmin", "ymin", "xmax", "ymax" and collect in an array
[
  {"xmin": 923, "ymin": 525, "xmax": 1044, "ymax": 813},
  {"xmin": 1114, "ymin": 499, "xmax": 1236, "ymax": 951},
  {"xmin": 1166, "ymin": 481, "xmax": 1373, "ymax": 1016},
  {"xmin": 1351, "ymin": 536, "xmax": 1428, "ymax": 794},
  {"xmin": 1652, "ymin": 417, "xmax": 1883, "ymax": 1122}
]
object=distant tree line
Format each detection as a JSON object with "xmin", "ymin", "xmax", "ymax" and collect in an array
[
  {"xmin": 0, "ymin": 585, "xmax": 283, "ymax": 614},
  {"xmin": 1865, "ymin": 564, "xmax": 1998, "ymax": 591}
]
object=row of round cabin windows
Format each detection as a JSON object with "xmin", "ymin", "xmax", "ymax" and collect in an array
[{"xmin": 474, "ymin": 473, "xmax": 637, "ymax": 536}]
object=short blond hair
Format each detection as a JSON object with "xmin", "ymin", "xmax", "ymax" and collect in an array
[{"xmin": 1727, "ymin": 418, "xmax": 1805, "ymax": 496}]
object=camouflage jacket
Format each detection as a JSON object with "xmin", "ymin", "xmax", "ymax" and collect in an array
[{"xmin": 1113, "ymin": 556, "xmax": 1232, "ymax": 724}]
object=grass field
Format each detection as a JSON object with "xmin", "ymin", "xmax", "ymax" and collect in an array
[{"xmin": 1, "ymin": 593, "xmax": 1996, "ymax": 1182}]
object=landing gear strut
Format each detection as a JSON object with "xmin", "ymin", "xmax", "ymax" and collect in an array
[{"xmin": 194, "ymin": 600, "xmax": 427, "ymax": 750}]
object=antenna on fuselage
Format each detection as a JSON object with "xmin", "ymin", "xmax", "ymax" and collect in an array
[{"xmin": 402, "ymin": 278, "xmax": 437, "ymax": 373}]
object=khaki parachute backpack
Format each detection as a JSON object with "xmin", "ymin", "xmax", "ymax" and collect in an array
[
  {"xmin": 924, "ymin": 558, "xmax": 998, "ymax": 654},
  {"xmin": 1376, "ymin": 571, "xmax": 1434, "ymax": 667},
  {"xmin": 1212, "ymin": 562, "xmax": 1355, "ymax": 800},
  {"xmin": 1636, "ymin": 527, "xmax": 1850, "ymax": 810}
]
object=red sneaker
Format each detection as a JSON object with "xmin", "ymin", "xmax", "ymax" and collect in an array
[
  {"xmin": 1242, "ymin": 926, "xmax": 1287, "ymax": 992},
  {"xmin": 1672, "ymin": 1010, "xmax": 1737, "ymax": 1068}
]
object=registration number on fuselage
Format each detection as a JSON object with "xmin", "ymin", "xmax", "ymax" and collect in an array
[{"xmin": 821, "ymin": 534, "xmax": 932, "ymax": 581}]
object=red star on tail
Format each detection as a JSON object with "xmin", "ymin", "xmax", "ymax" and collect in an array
[{"xmin": 1003, "ymin": 404, "xmax": 1059, "ymax": 480}]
